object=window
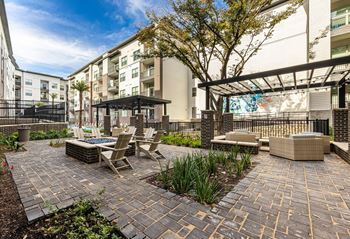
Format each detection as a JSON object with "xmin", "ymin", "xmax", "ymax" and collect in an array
[
  {"xmin": 132, "ymin": 86, "xmax": 139, "ymax": 96},
  {"xmin": 133, "ymin": 49, "xmax": 141, "ymax": 61},
  {"xmin": 332, "ymin": 45, "xmax": 350, "ymax": 58},
  {"xmin": 121, "ymin": 110, "xmax": 128, "ymax": 117},
  {"xmin": 120, "ymin": 72, "xmax": 126, "ymax": 82},
  {"xmin": 93, "ymin": 83, "xmax": 98, "ymax": 92},
  {"xmin": 41, "ymin": 92, "xmax": 48, "ymax": 100},
  {"xmin": 192, "ymin": 87, "xmax": 197, "ymax": 97},
  {"xmin": 60, "ymin": 94, "xmax": 64, "ymax": 100},
  {"xmin": 60, "ymin": 84, "xmax": 65, "ymax": 91},
  {"xmin": 25, "ymin": 90, "xmax": 32, "ymax": 96},
  {"xmin": 121, "ymin": 56, "xmax": 127, "ymax": 66},
  {"xmin": 132, "ymin": 68, "xmax": 139, "ymax": 78},
  {"xmin": 52, "ymin": 83, "xmax": 58, "ymax": 89},
  {"xmin": 41, "ymin": 81, "xmax": 49, "ymax": 90},
  {"xmin": 25, "ymin": 79, "xmax": 32, "ymax": 86},
  {"xmin": 331, "ymin": 6, "xmax": 350, "ymax": 30},
  {"xmin": 120, "ymin": 89, "xmax": 126, "ymax": 97}
]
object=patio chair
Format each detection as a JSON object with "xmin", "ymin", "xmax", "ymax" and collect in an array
[
  {"xmin": 134, "ymin": 127, "xmax": 155, "ymax": 141},
  {"xmin": 125, "ymin": 126, "xmax": 137, "ymax": 138},
  {"xmin": 136, "ymin": 130, "xmax": 165, "ymax": 161},
  {"xmin": 73, "ymin": 128, "xmax": 85, "ymax": 140},
  {"xmin": 96, "ymin": 133, "xmax": 133, "ymax": 177},
  {"xmin": 112, "ymin": 127, "xmax": 124, "ymax": 137},
  {"xmin": 92, "ymin": 127, "xmax": 102, "ymax": 138}
]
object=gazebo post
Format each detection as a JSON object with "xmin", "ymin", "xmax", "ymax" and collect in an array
[
  {"xmin": 205, "ymin": 86, "xmax": 210, "ymax": 110},
  {"xmin": 339, "ymin": 84, "xmax": 346, "ymax": 108},
  {"xmin": 162, "ymin": 103, "xmax": 169, "ymax": 133},
  {"xmin": 104, "ymin": 104, "xmax": 111, "ymax": 136},
  {"xmin": 225, "ymin": 96, "xmax": 230, "ymax": 112},
  {"xmin": 96, "ymin": 106, "xmax": 99, "ymax": 127},
  {"xmin": 137, "ymin": 98, "xmax": 141, "ymax": 113}
]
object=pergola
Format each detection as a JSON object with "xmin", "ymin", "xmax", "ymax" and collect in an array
[
  {"xmin": 92, "ymin": 95, "xmax": 171, "ymax": 125},
  {"xmin": 198, "ymin": 56, "xmax": 350, "ymax": 111}
]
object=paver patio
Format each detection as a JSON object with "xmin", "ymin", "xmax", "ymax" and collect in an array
[{"xmin": 6, "ymin": 140, "xmax": 350, "ymax": 239}]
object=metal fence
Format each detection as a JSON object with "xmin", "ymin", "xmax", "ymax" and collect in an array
[
  {"xmin": 233, "ymin": 119, "xmax": 329, "ymax": 137},
  {"xmin": 147, "ymin": 118, "xmax": 329, "ymax": 137},
  {"xmin": 0, "ymin": 100, "xmax": 66, "ymax": 125}
]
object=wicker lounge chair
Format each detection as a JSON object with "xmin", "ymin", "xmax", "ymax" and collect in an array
[
  {"xmin": 270, "ymin": 136, "xmax": 324, "ymax": 161},
  {"xmin": 97, "ymin": 133, "xmax": 133, "ymax": 176},
  {"xmin": 136, "ymin": 130, "xmax": 165, "ymax": 161}
]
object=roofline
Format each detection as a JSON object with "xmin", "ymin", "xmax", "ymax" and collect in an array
[
  {"xmin": 0, "ymin": 0, "xmax": 17, "ymax": 67},
  {"xmin": 68, "ymin": 34, "xmax": 138, "ymax": 78},
  {"xmin": 17, "ymin": 69, "xmax": 66, "ymax": 80}
]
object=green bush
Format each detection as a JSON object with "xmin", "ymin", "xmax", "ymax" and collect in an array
[
  {"xmin": 30, "ymin": 130, "xmax": 47, "ymax": 140},
  {"xmin": 172, "ymin": 156, "xmax": 195, "ymax": 194},
  {"xmin": 194, "ymin": 174, "xmax": 220, "ymax": 204},
  {"xmin": 161, "ymin": 133, "xmax": 201, "ymax": 148},
  {"xmin": 30, "ymin": 129, "xmax": 72, "ymax": 141}
]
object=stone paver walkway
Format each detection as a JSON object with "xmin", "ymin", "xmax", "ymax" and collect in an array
[{"xmin": 6, "ymin": 140, "xmax": 350, "ymax": 239}]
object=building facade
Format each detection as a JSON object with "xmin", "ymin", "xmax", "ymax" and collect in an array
[
  {"xmin": 68, "ymin": 36, "xmax": 197, "ymax": 125},
  {"xmin": 0, "ymin": 0, "xmax": 17, "ymax": 110},
  {"xmin": 14, "ymin": 69, "xmax": 68, "ymax": 103}
]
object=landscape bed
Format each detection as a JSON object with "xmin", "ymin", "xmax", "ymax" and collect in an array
[{"xmin": 146, "ymin": 148, "xmax": 255, "ymax": 205}]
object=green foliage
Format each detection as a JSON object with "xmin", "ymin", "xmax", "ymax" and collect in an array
[
  {"xmin": 0, "ymin": 133, "xmax": 23, "ymax": 152},
  {"xmin": 43, "ymin": 189, "xmax": 123, "ymax": 239},
  {"xmin": 49, "ymin": 139, "xmax": 65, "ymax": 148},
  {"xmin": 194, "ymin": 173, "xmax": 220, "ymax": 204},
  {"xmin": 161, "ymin": 133, "xmax": 201, "ymax": 148},
  {"xmin": 157, "ymin": 160, "xmax": 171, "ymax": 190},
  {"xmin": 30, "ymin": 129, "xmax": 72, "ymax": 141},
  {"xmin": 241, "ymin": 151, "xmax": 252, "ymax": 170},
  {"xmin": 234, "ymin": 160, "xmax": 244, "ymax": 177},
  {"xmin": 205, "ymin": 151, "xmax": 218, "ymax": 176},
  {"xmin": 172, "ymin": 156, "xmax": 195, "ymax": 194}
]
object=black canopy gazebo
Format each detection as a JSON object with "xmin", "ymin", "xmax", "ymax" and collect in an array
[{"xmin": 92, "ymin": 95, "xmax": 171, "ymax": 126}]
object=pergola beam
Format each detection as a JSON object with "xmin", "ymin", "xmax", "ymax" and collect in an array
[
  {"xmin": 293, "ymin": 72, "xmax": 297, "ymax": 89},
  {"xmin": 277, "ymin": 75, "xmax": 285, "ymax": 91},
  {"xmin": 307, "ymin": 69, "xmax": 314, "ymax": 88},
  {"xmin": 322, "ymin": 65, "xmax": 335, "ymax": 86},
  {"xmin": 249, "ymin": 80, "xmax": 264, "ymax": 93},
  {"xmin": 262, "ymin": 77, "xmax": 274, "ymax": 91}
]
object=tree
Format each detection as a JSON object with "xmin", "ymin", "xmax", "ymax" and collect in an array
[
  {"xmin": 138, "ymin": 0, "xmax": 303, "ymax": 130},
  {"xmin": 71, "ymin": 81, "xmax": 89, "ymax": 128},
  {"xmin": 49, "ymin": 93, "xmax": 58, "ymax": 116}
]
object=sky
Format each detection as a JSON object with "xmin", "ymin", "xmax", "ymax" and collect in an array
[{"xmin": 4, "ymin": 0, "xmax": 164, "ymax": 77}]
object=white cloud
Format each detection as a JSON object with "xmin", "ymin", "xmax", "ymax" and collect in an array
[{"xmin": 6, "ymin": 1, "xmax": 105, "ymax": 76}]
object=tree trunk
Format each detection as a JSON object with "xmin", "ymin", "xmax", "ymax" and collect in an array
[
  {"xmin": 79, "ymin": 92, "xmax": 83, "ymax": 128},
  {"xmin": 215, "ymin": 96, "xmax": 223, "ymax": 134}
]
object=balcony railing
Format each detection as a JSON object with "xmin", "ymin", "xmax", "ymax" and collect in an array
[
  {"xmin": 141, "ymin": 68, "xmax": 155, "ymax": 80},
  {"xmin": 331, "ymin": 7, "xmax": 350, "ymax": 30}
]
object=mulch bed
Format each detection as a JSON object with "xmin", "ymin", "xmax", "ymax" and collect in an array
[{"xmin": 146, "ymin": 162, "xmax": 257, "ymax": 205}]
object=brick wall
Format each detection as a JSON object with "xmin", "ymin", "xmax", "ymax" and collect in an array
[
  {"xmin": 201, "ymin": 110, "xmax": 214, "ymax": 149},
  {"xmin": 222, "ymin": 113, "xmax": 233, "ymax": 134},
  {"xmin": 0, "ymin": 123, "xmax": 68, "ymax": 136},
  {"xmin": 333, "ymin": 108, "xmax": 348, "ymax": 142},
  {"xmin": 162, "ymin": 115, "xmax": 169, "ymax": 133},
  {"xmin": 135, "ymin": 113, "xmax": 144, "ymax": 136}
]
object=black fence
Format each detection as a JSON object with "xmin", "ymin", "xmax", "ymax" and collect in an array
[
  {"xmin": 233, "ymin": 119, "xmax": 329, "ymax": 138},
  {"xmin": 146, "ymin": 118, "xmax": 329, "ymax": 137},
  {"xmin": 0, "ymin": 100, "xmax": 66, "ymax": 125}
]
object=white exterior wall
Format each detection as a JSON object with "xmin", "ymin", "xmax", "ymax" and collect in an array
[
  {"xmin": 162, "ymin": 58, "xmax": 191, "ymax": 120},
  {"xmin": 118, "ymin": 41, "xmax": 142, "ymax": 96},
  {"xmin": 20, "ymin": 71, "xmax": 67, "ymax": 102}
]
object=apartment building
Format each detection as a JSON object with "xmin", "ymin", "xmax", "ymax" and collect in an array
[
  {"xmin": 204, "ymin": 0, "xmax": 350, "ymax": 118},
  {"xmin": 0, "ymin": 0, "xmax": 17, "ymax": 106},
  {"xmin": 14, "ymin": 69, "xmax": 68, "ymax": 103},
  {"xmin": 68, "ymin": 35, "xmax": 196, "ymax": 125}
]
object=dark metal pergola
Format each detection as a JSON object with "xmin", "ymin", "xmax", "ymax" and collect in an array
[
  {"xmin": 198, "ymin": 56, "xmax": 350, "ymax": 110},
  {"xmin": 92, "ymin": 95, "xmax": 171, "ymax": 123}
]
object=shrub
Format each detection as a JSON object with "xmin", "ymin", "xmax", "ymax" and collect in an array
[
  {"xmin": 157, "ymin": 160, "xmax": 171, "ymax": 190},
  {"xmin": 30, "ymin": 129, "xmax": 72, "ymax": 141},
  {"xmin": 240, "ymin": 151, "xmax": 252, "ymax": 170},
  {"xmin": 30, "ymin": 130, "xmax": 47, "ymax": 140},
  {"xmin": 161, "ymin": 133, "xmax": 201, "ymax": 148},
  {"xmin": 235, "ymin": 160, "xmax": 244, "ymax": 177},
  {"xmin": 194, "ymin": 174, "xmax": 220, "ymax": 204},
  {"xmin": 205, "ymin": 151, "xmax": 218, "ymax": 175},
  {"xmin": 172, "ymin": 156, "xmax": 195, "ymax": 194},
  {"xmin": 1, "ymin": 134, "xmax": 23, "ymax": 152}
]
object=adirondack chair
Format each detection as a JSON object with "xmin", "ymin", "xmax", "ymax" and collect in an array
[
  {"xmin": 73, "ymin": 128, "xmax": 85, "ymax": 140},
  {"xmin": 96, "ymin": 133, "xmax": 133, "ymax": 177},
  {"xmin": 136, "ymin": 130, "xmax": 165, "ymax": 161},
  {"xmin": 91, "ymin": 127, "xmax": 102, "ymax": 138},
  {"xmin": 125, "ymin": 126, "xmax": 137, "ymax": 137},
  {"xmin": 112, "ymin": 127, "xmax": 124, "ymax": 137},
  {"xmin": 134, "ymin": 127, "xmax": 155, "ymax": 141}
]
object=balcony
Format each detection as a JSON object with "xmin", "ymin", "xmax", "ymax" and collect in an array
[
  {"xmin": 108, "ymin": 80, "xmax": 119, "ymax": 93},
  {"xmin": 141, "ymin": 88, "xmax": 155, "ymax": 97},
  {"xmin": 108, "ymin": 64, "xmax": 119, "ymax": 78},
  {"xmin": 331, "ymin": 6, "xmax": 350, "ymax": 39},
  {"xmin": 141, "ymin": 68, "xmax": 155, "ymax": 82}
]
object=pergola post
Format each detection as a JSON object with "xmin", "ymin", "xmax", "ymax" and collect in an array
[
  {"xmin": 96, "ymin": 106, "xmax": 99, "ymax": 127},
  {"xmin": 163, "ymin": 103, "xmax": 167, "ymax": 116},
  {"xmin": 201, "ymin": 110, "xmax": 214, "ymax": 149},
  {"xmin": 135, "ymin": 113, "xmax": 144, "ymax": 136},
  {"xmin": 339, "ymin": 84, "xmax": 346, "ymax": 108},
  {"xmin": 137, "ymin": 98, "xmax": 141, "ymax": 113},
  {"xmin": 205, "ymin": 86, "xmax": 210, "ymax": 110},
  {"xmin": 225, "ymin": 96, "xmax": 230, "ymax": 112},
  {"xmin": 104, "ymin": 104, "xmax": 111, "ymax": 136}
]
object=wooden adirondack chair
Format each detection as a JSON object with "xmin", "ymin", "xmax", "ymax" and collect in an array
[
  {"xmin": 73, "ymin": 128, "xmax": 85, "ymax": 140},
  {"xmin": 91, "ymin": 127, "xmax": 102, "ymax": 138},
  {"xmin": 134, "ymin": 127, "xmax": 155, "ymax": 141},
  {"xmin": 136, "ymin": 130, "xmax": 165, "ymax": 161},
  {"xmin": 125, "ymin": 126, "xmax": 136, "ymax": 137},
  {"xmin": 96, "ymin": 133, "xmax": 133, "ymax": 177}
]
